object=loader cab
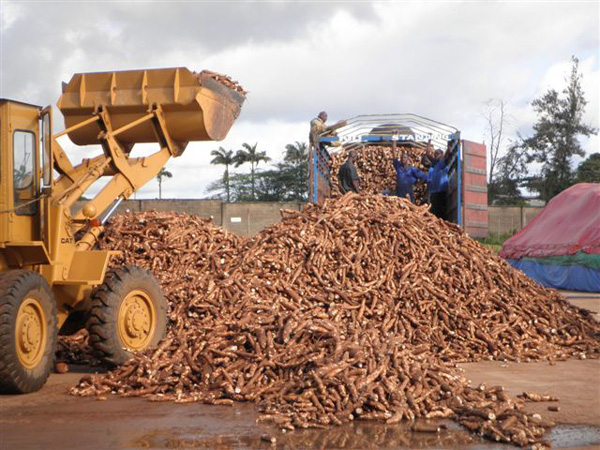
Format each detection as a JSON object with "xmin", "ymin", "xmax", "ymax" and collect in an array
[{"xmin": 0, "ymin": 99, "xmax": 53, "ymax": 269}]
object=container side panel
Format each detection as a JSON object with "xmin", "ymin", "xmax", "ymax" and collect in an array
[{"xmin": 462, "ymin": 140, "xmax": 488, "ymax": 237}]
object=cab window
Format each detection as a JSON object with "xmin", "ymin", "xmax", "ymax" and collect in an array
[
  {"xmin": 13, "ymin": 130, "xmax": 37, "ymax": 215},
  {"xmin": 41, "ymin": 113, "xmax": 52, "ymax": 186}
]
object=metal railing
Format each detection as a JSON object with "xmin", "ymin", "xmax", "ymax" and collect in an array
[
  {"xmin": 319, "ymin": 113, "xmax": 460, "ymax": 153},
  {"xmin": 311, "ymin": 113, "xmax": 463, "ymax": 225}
]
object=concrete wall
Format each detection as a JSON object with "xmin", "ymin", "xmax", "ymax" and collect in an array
[
  {"xmin": 74, "ymin": 199, "xmax": 223, "ymax": 224},
  {"xmin": 222, "ymin": 202, "xmax": 304, "ymax": 236},
  {"xmin": 75, "ymin": 199, "xmax": 305, "ymax": 237},
  {"xmin": 75, "ymin": 199, "xmax": 543, "ymax": 238},
  {"xmin": 487, "ymin": 206, "xmax": 543, "ymax": 236}
]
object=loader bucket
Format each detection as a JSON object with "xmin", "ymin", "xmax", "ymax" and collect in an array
[{"xmin": 57, "ymin": 67, "xmax": 245, "ymax": 147}]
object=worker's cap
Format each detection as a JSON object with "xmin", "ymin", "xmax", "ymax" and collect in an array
[{"xmin": 318, "ymin": 111, "xmax": 328, "ymax": 118}]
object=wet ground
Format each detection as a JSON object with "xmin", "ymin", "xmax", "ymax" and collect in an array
[
  {"xmin": 1, "ymin": 361, "xmax": 598, "ymax": 450},
  {"xmin": 1, "ymin": 294, "xmax": 599, "ymax": 449}
]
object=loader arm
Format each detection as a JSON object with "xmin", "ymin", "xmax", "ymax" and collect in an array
[
  {"xmin": 35, "ymin": 67, "xmax": 244, "ymax": 320},
  {"xmin": 51, "ymin": 67, "xmax": 245, "ymax": 239}
]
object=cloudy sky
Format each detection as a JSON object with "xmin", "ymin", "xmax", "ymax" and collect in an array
[{"xmin": 1, "ymin": 1, "xmax": 598, "ymax": 199}]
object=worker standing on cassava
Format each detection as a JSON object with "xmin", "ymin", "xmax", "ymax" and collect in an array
[
  {"xmin": 338, "ymin": 150, "xmax": 360, "ymax": 194},
  {"xmin": 392, "ymin": 149, "xmax": 427, "ymax": 203},
  {"xmin": 309, "ymin": 111, "xmax": 329, "ymax": 150},
  {"xmin": 428, "ymin": 144, "xmax": 452, "ymax": 220}
]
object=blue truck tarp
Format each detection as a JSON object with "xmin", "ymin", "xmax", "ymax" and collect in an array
[{"xmin": 506, "ymin": 259, "xmax": 600, "ymax": 293}]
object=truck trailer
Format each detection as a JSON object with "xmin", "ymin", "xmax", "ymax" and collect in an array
[{"xmin": 309, "ymin": 114, "xmax": 488, "ymax": 238}]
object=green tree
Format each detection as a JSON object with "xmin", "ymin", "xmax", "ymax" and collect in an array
[
  {"xmin": 156, "ymin": 167, "xmax": 172, "ymax": 199},
  {"xmin": 575, "ymin": 153, "xmax": 600, "ymax": 183},
  {"xmin": 521, "ymin": 57, "xmax": 597, "ymax": 201},
  {"xmin": 210, "ymin": 147, "xmax": 235, "ymax": 202},
  {"xmin": 283, "ymin": 141, "xmax": 309, "ymax": 201},
  {"xmin": 254, "ymin": 170, "xmax": 289, "ymax": 201},
  {"xmin": 206, "ymin": 141, "xmax": 309, "ymax": 202},
  {"xmin": 229, "ymin": 173, "xmax": 253, "ymax": 201},
  {"xmin": 234, "ymin": 143, "xmax": 271, "ymax": 200},
  {"xmin": 488, "ymin": 141, "xmax": 528, "ymax": 205}
]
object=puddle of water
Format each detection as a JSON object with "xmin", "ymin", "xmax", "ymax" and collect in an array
[
  {"xmin": 129, "ymin": 422, "xmax": 600, "ymax": 450},
  {"xmin": 129, "ymin": 420, "xmax": 482, "ymax": 449},
  {"xmin": 547, "ymin": 424, "xmax": 600, "ymax": 448},
  {"xmin": 270, "ymin": 420, "xmax": 477, "ymax": 450}
]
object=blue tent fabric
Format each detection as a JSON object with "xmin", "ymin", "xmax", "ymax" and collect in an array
[{"xmin": 506, "ymin": 259, "xmax": 600, "ymax": 293}]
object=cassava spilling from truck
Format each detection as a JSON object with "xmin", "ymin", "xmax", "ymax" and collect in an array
[{"xmin": 2, "ymin": 69, "xmax": 599, "ymax": 449}]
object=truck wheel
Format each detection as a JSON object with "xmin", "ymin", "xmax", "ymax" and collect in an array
[
  {"xmin": 0, "ymin": 270, "xmax": 57, "ymax": 394},
  {"xmin": 87, "ymin": 266, "xmax": 167, "ymax": 366}
]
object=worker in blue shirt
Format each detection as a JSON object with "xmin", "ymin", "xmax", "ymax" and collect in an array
[
  {"xmin": 428, "ymin": 145, "xmax": 452, "ymax": 220},
  {"xmin": 392, "ymin": 150, "xmax": 427, "ymax": 202}
]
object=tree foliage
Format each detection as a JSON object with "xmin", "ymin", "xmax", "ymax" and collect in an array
[
  {"xmin": 520, "ymin": 57, "xmax": 597, "ymax": 201},
  {"xmin": 234, "ymin": 143, "xmax": 271, "ymax": 200},
  {"xmin": 282, "ymin": 141, "xmax": 309, "ymax": 201},
  {"xmin": 210, "ymin": 147, "xmax": 235, "ymax": 202},
  {"xmin": 206, "ymin": 141, "xmax": 309, "ymax": 202},
  {"xmin": 156, "ymin": 167, "xmax": 172, "ymax": 199},
  {"xmin": 482, "ymin": 99, "xmax": 526, "ymax": 205},
  {"xmin": 488, "ymin": 141, "xmax": 529, "ymax": 205},
  {"xmin": 575, "ymin": 153, "xmax": 600, "ymax": 184}
]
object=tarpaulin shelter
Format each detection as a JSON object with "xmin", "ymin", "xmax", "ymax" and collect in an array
[{"xmin": 499, "ymin": 183, "xmax": 600, "ymax": 292}]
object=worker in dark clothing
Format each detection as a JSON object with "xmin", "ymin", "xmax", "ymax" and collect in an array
[
  {"xmin": 338, "ymin": 150, "xmax": 360, "ymax": 194},
  {"xmin": 420, "ymin": 139, "xmax": 436, "ymax": 171},
  {"xmin": 428, "ymin": 144, "xmax": 452, "ymax": 220},
  {"xmin": 392, "ymin": 150, "xmax": 427, "ymax": 202}
]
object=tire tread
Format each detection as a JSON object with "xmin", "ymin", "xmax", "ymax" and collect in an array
[
  {"xmin": 87, "ymin": 266, "xmax": 167, "ymax": 366},
  {"xmin": 0, "ymin": 270, "xmax": 57, "ymax": 394}
]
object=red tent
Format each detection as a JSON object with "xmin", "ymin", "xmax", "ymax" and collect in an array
[{"xmin": 499, "ymin": 183, "xmax": 600, "ymax": 259}]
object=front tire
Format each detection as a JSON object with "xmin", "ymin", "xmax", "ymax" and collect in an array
[
  {"xmin": 87, "ymin": 266, "xmax": 167, "ymax": 366},
  {"xmin": 0, "ymin": 270, "xmax": 57, "ymax": 394}
]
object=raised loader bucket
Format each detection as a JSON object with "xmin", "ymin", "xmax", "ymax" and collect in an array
[{"xmin": 57, "ymin": 67, "xmax": 245, "ymax": 147}]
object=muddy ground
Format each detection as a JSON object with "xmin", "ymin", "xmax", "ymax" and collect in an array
[{"xmin": 1, "ymin": 294, "xmax": 599, "ymax": 450}]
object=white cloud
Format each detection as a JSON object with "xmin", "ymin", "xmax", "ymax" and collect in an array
[
  {"xmin": 2, "ymin": 1, "xmax": 598, "ymax": 199},
  {"xmin": 0, "ymin": 1, "xmax": 21, "ymax": 31}
]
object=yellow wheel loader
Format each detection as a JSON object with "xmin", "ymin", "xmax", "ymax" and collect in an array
[{"xmin": 0, "ymin": 68, "xmax": 245, "ymax": 393}]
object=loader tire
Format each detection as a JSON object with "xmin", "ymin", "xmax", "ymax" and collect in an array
[
  {"xmin": 0, "ymin": 270, "xmax": 57, "ymax": 394},
  {"xmin": 87, "ymin": 266, "xmax": 167, "ymax": 366}
]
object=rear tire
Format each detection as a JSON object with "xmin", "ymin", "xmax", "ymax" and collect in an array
[
  {"xmin": 0, "ymin": 270, "xmax": 57, "ymax": 394},
  {"xmin": 87, "ymin": 266, "xmax": 167, "ymax": 366}
]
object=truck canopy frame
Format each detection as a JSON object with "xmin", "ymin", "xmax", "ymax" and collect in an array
[
  {"xmin": 310, "ymin": 113, "xmax": 462, "ymax": 226},
  {"xmin": 319, "ymin": 113, "xmax": 460, "ymax": 151}
]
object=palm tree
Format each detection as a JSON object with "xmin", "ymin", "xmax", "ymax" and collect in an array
[
  {"xmin": 156, "ymin": 167, "xmax": 172, "ymax": 199},
  {"xmin": 284, "ymin": 141, "xmax": 309, "ymax": 200},
  {"xmin": 210, "ymin": 147, "xmax": 235, "ymax": 202},
  {"xmin": 234, "ymin": 142, "xmax": 271, "ymax": 200}
]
